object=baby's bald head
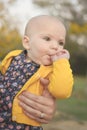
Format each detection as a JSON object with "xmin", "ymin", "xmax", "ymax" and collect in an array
[{"xmin": 24, "ymin": 15, "xmax": 66, "ymax": 37}]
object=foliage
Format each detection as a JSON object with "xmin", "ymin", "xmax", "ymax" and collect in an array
[
  {"xmin": 65, "ymin": 36, "xmax": 87, "ymax": 76},
  {"xmin": 33, "ymin": 0, "xmax": 87, "ymax": 24},
  {"xmin": 69, "ymin": 23, "xmax": 87, "ymax": 34},
  {"xmin": 0, "ymin": 0, "xmax": 16, "ymax": 28},
  {"xmin": 0, "ymin": 0, "xmax": 23, "ymax": 60},
  {"xmin": 0, "ymin": 27, "xmax": 23, "ymax": 60}
]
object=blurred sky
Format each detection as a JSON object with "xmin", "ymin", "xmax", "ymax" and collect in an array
[
  {"xmin": 9, "ymin": 0, "xmax": 77, "ymax": 34},
  {"xmin": 9, "ymin": 0, "xmax": 49, "ymax": 34}
]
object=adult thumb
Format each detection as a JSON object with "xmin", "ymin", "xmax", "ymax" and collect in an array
[
  {"xmin": 40, "ymin": 78, "xmax": 49, "ymax": 88},
  {"xmin": 40, "ymin": 78, "xmax": 53, "ymax": 98}
]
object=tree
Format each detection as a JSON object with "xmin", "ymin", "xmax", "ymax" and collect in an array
[
  {"xmin": 65, "ymin": 36, "xmax": 87, "ymax": 76},
  {"xmin": 0, "ymin": 0, "xmax": 16, "ymax": 30},
  {"xmin": 0, "ymin": 25, "xmax": 22, "ymax": 60},
  {"xmin": 0, "ymin": 0, "xmax": 22, "ymax": 60},
  {"xmin": 32, "ymin": 0, "xmax": 87, "ymax": 24}
]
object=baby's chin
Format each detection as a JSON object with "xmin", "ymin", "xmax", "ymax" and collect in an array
[{"xmin": 42, "ymin": 61, "xmax": 53, "ymax": 66}]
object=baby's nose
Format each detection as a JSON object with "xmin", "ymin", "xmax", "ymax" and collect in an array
[{"xmin": 51, "ymin": 42, "xmax": 58, "ymax": 50}]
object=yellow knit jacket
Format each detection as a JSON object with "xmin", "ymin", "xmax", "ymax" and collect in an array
[{"xmin": 0, "ymin": 50, "xmax": 74, "ymax": 126}]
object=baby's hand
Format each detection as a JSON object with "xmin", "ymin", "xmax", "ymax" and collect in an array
[{"xmin": 51, "ymin": 49, "xmax": 70, "ymax": 62}]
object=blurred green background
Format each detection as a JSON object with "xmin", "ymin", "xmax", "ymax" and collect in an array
[{"xmin": 56, "ymin": 76, "xmax": 87, "ymax": 121}]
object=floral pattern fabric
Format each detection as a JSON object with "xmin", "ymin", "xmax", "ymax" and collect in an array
[{"xmin": 0, "ymin": 51, "xmax": 42, "ymax": 130}]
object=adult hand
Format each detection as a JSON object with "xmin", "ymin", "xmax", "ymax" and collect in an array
[{"xmin": 18, "ymin": 78, "xmax": 56, "ymax": 124}]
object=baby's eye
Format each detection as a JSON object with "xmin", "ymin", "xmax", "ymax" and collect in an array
[
  {"xmin": 43, "ymin": 36, "xmax": 51, "ymax": 41},
  {"xmin": 59, "ymin": 41, "xmax": 64, "ymax": 46}
]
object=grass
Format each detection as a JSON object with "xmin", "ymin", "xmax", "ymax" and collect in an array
[{"xmin": 54, "ymin": 76, "xmax": 87, "ymax": 121}]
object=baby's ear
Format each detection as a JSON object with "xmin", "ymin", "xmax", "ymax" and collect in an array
[{"xmin": 22, "ymin": 35, "xmax": 30, "ymax": 50}]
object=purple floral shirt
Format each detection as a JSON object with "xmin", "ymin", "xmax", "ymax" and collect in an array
[{"xmin": 0, "ymin": 50, "xmax": 42, "ymax": 130}]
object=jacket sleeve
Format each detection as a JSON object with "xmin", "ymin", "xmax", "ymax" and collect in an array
[
  {"xmin": 48, "ymin": 59, "xmax": 74, "ymax": 99},
  {"xmin": 0, "ymin": 50, "xmax": 22, "ymax": 74}
]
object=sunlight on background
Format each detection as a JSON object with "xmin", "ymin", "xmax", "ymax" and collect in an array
[
  {"xmin": 9, "ymin": 0, "xmax": 49, "ymax": 35},
  {"xmin": 7, "ymin": 0, "xmax": 79, "ymax": 35}
]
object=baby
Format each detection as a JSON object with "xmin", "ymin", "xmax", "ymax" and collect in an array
[{"xmin": 0, "ymin": 15, "xmax": 73, "ymax": 129}]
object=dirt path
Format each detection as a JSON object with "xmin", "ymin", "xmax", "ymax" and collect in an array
[{"xmin": 43, "ymin": 120, "xmax": 87, "ymax": 130}]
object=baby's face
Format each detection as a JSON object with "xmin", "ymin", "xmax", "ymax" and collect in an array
[{"xmin": 26, "ymin": 18, "xmax": 66, "ymax": 65}]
